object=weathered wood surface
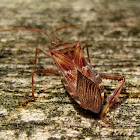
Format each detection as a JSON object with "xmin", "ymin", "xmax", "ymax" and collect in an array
[{"xmin": 0, "ymin": 0, "xmax": 139, "ymax": 139}]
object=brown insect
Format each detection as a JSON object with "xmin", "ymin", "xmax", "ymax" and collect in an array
[{"xmin": 0, "ymin": 26, "xmax": 125, "ymax": 123}]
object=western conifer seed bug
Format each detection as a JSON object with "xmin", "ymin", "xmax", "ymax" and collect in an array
[{"xmin": 0, "ymin": 26, "xmax": 125, "ymax": 123}]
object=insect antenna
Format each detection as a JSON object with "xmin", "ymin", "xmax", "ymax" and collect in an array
[
  {"xmin": 52, "ymin": 25, "xmax": 79, "ymax": 45},
  {"xmin": 0, "ymin": 28, "xmax": 52, "ymax": 43},
  {"xmin": 55, "ymin": 25, "xmax": 79, "ymax": 32},
  {"xmin": 0, "ymin": 25, "xmax": 79, "ymax": 45}
]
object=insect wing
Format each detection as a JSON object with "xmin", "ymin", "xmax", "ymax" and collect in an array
[
  {"xmin": 76, "ymin": 70, "xmax": 102, "ymax": 113},
  {"xmin": 74, "ymin": 43, "xmax": 98, "ymax": 82},
  {"xmin": 50, "ymin": 48, "xmax": 77, "ymax": 90}
]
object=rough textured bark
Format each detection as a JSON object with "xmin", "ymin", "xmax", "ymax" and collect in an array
[{"xmin": 0, "ymin": 0, "xmax": 139, "ymax": 139}]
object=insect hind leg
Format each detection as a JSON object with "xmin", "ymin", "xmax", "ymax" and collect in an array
[{"xmin": 99, "ymin": 73, "xmax": 125, "ymax": 123}]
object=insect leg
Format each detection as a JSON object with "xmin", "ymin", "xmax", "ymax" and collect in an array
[
  {"xmin": 21, "ymin": 69, "xmax": 58, "ymax": 107},
  {"xmin": 82, "ymin": 44, "xmax": 90, "ymax": 63},
  {"xmin": 99, "ymin": 73, "xmax": 125, "ymax": 123},
  {"xmin": 29, "ymin": 47, "xmax": 53, "ymax": 63}
]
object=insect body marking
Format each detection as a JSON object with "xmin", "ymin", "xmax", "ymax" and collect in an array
[{"xmin": 82, "ymin": 65, "xmax": 89, "ymax": 71}]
